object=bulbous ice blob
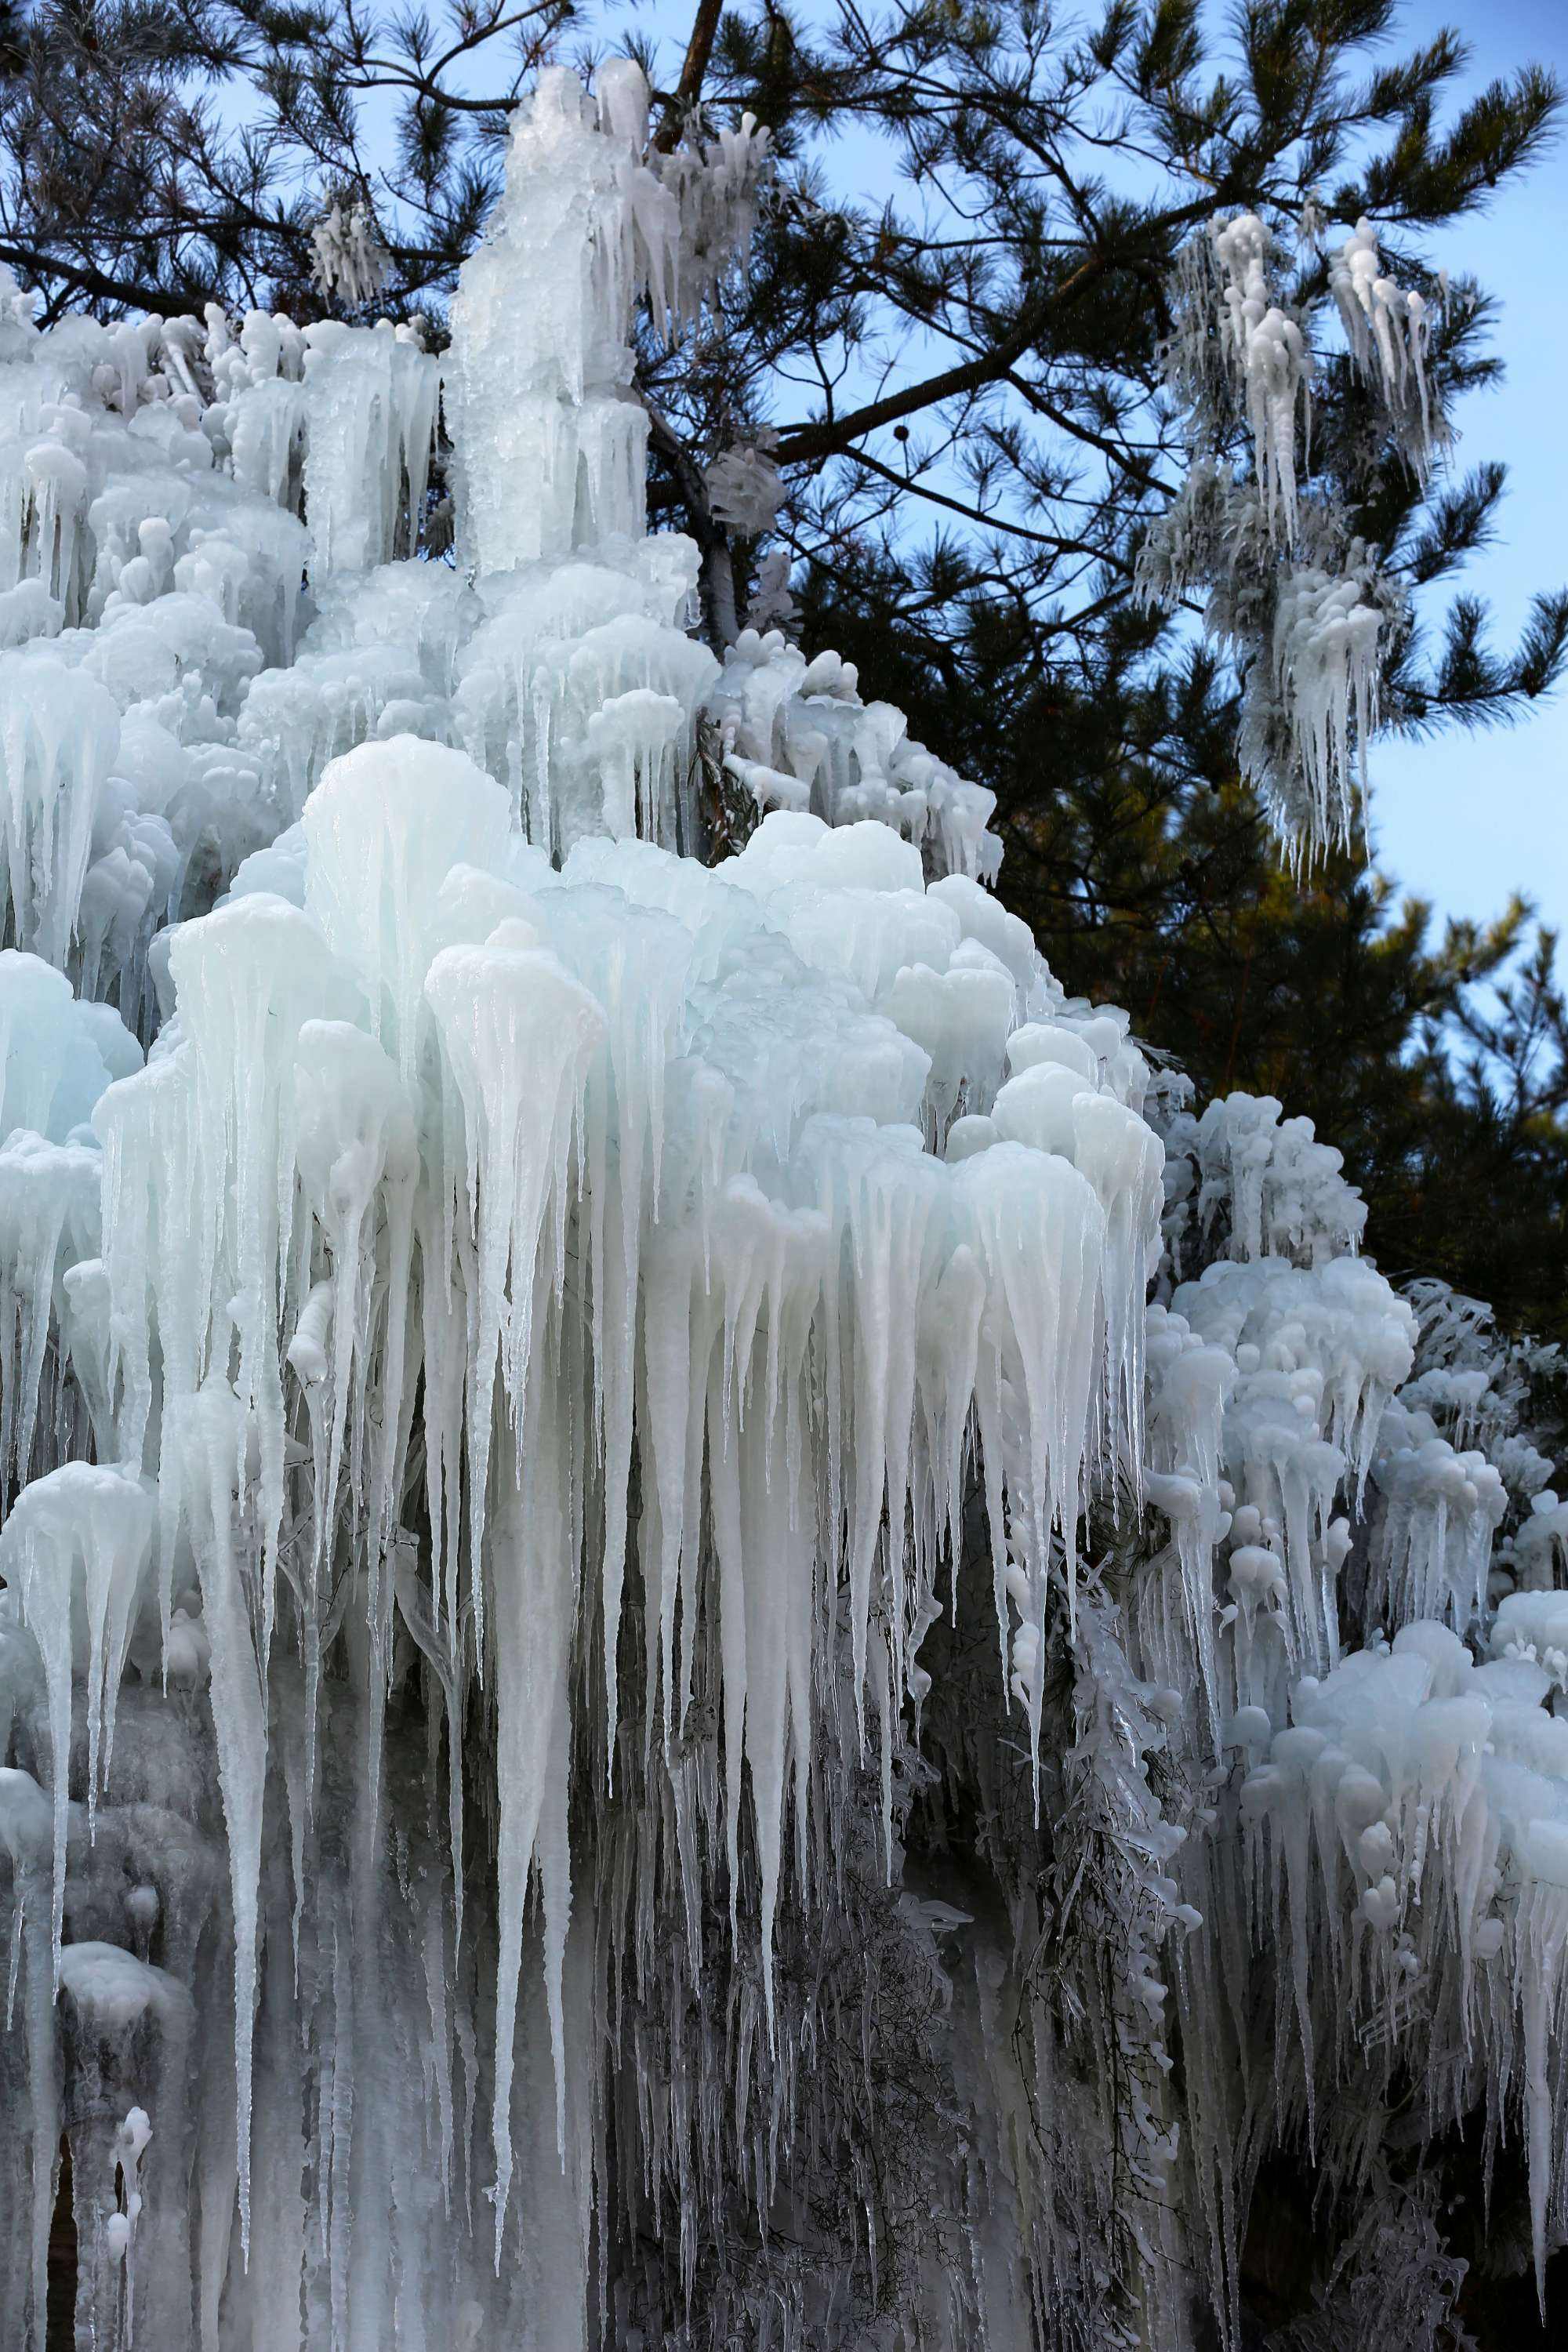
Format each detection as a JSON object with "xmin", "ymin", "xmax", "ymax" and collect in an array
[
  {"xmin": 991, "ymin": 1059, "xmax": 1088, "ymax": 1159},
  {"xmin": 303, "ymin": 733, "xmax": 514, "ymax": 1081}
]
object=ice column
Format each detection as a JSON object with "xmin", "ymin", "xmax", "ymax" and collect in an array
[{"xmin": 445, "ymin": 64, "xmax": 675, "ymax": 575}]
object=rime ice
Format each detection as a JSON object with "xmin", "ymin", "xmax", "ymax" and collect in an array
[{"xmin": 1144, "ymin": 206, "xmax": 1436, "ymax": 863}]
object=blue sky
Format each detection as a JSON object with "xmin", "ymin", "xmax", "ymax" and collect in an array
[{"xmin": 1370, "ymin": 0, "xmax": 1568, "ymax": 951}]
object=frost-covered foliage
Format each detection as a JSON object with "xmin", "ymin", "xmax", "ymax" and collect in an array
[
  {"xmin": 1140, "ymin": 208, "xmax": 1443, "ymax": 862},
  {"xmin": 703, "ymin": 434, "xmax": 784, "ymax": 537},
  {"xmin": 0, "ymin": 59, "xmax": 1563, "ymax": 2352},
  {"xmin": 308, "ymin": 203, "xmax": 389, "ymax": 310}
]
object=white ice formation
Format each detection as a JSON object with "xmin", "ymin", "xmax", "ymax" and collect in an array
[
  {"xmin": 1143, "ymin": 206, "xmax": 1439, "ymax": 861},
  {"xmin": 308, "ymin": 203, "xmax": 390, "ymax": 312},
  {"xmin": 1330, "ymin": 216, "xmax": 1441, "ymax": 470},
  {"xmin": 1211, "ymin": 212, "xmax": 1312, "ymax": 542},
  {"xmin": 703, "ymin": 436, "xmax": 784, "ymax": 536},
  {"xmin": 0, "ymin": 60, "xmax": 1563, "ymax": 2352}
]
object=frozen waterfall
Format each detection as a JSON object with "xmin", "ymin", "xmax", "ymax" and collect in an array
[{"xmin": 0, "ymin": 56, "xmax": 1563, "ymax": 2352}]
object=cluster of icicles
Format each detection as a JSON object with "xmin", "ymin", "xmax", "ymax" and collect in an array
[
  {"xmin": 0, "ymin": 739, "xmax": 1163, "ymax": 2343},
  {"xmin": 1144, "ymin": 207, "xmax": 1437, "ymax": 860},
  {"xmin": 1136, "ymin": 1097, "xmax": 1568, "ymax": 2326}
]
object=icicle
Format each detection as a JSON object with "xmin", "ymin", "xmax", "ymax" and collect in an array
[
  {"xmin": 488, "ymin": 1420, "xmax": 578, "ymax": 2257},
  {"xmin": 424, "ymin": 927, "xmax": 607, "ymax": 1623},
  {"xmin": 163, "ymin": 1381, "xmax": 267, "ymax": 2260},
  {"xmin": 300, "ymin": 322, "xmax": 438, "ymax": 575},
  {"xmin": 0, "ymin": 660, "xmax": 120, "ymax": 966},
  {"xmin": 1212, "ymin": 214, "xmax": 1311, "ymax": 540},
  {"xmin": 0, "ymin": 1465, "xmax": 153, "ymax": 1980},
  {"xmin": 1330, "ymin": 217, "xmax": 1442, "ymax": 470}
]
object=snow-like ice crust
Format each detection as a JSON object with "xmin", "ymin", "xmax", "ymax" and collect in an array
[{"xmin": 0, "ymin": 59, "xmax": 1562, "ymax": 2352}]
